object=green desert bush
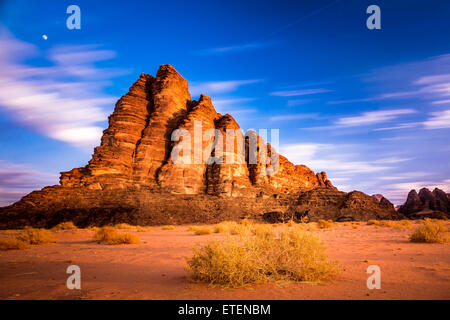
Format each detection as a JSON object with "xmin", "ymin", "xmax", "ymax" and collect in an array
[
  {"xmin": 52, "ymin": 221, "xmax": 78, "ymax": 231},
  {"xmin": 186, "ymin": 228, "xmax": 338, "ymax": 288},
  {"xmin": 17, "ymin": 227, "xmax": 56, "ymax": 245},
  {"xmin": 409, "ymin": 220, "xmax": 450, "ymax": 243},
  {"xmin": 94, "ymin": 226, "xmax": 139, "ymax": 245},
  {"xmin": 0, "ymin": 238, "xmax": 30, "ymax": 250}
]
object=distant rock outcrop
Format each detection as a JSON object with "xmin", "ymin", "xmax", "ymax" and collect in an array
[
  {"xmin": 398, "ymin": 188, "xmax": 450, "ymax": 219},
  {"xmin": 0, "ymin": 65, "xmax": 399, "ymax": 228}
]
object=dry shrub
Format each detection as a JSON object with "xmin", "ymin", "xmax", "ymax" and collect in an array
[
  {"xmin": 0, "ymin": 238, "xmax": 30, "ymax": 251},
  {"xmin": 114, "ymin": 223, "xmax": 136, "ymax": 230},
  {"xmin": 194, "ymin": 227, "xmax": 212, "ymax": 235},
  {"xmin": 162, "ymin": 225, "xmax": 176, "ymax": 230},
  {"xmin": 239, "ymin": 219, "xmax": 252, "ymax": 226},
  {"xmin": 317, "ymin": 220, "xmax": 334, "ymax": 229},
  {"xmin": 213, "ymin": 223, "xmax": 229, "ymax": 234},
  {"xmin": 187, "ymin": 228, "xmax": 338, "ymax": 288},
  {"xmin": 94, "ymin": 226, "xmax": 139, "ymax": 245},
  {"xmin": 287, "ymin": 220, "xmax": 297, "ymax": 227},
  {"xmin": 17, "ymin": 227, "xmax": 56, "ymax": 245},
  {"xmin": 367, "ymin": 220, "xmax": 380, "ymax": 226},
  {"xmin": 52, "ymin": 221, "xmax": 78, "ymax": 231},
  {"xmin": 409, "ymin": 220, "xmax": 450, "ymax": 243},
  {"xmin": 136, "ymin": 226, "xmax": 153, "ymax": 232},
  {"xmin": 251, "ymin": 224, "xmax": 274, "ymax": 237}
]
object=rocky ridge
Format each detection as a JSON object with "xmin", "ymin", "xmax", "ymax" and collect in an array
[{"xmin": 0, "ymin": 65, "xmax": 400, "ymax": 228}]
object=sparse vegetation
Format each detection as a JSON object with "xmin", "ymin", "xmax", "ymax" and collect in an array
[
  {"xmin": 317, "ymin": 219, "xmax": 334, "ymax": 229},
  {"xmin": 17, "ymin": 227, "xmax": 56, "ymax": 245},
  {"xmin": 367, "ymin": 219, "xmax": 414, "ymax": 229},
  {"xmin": 52, "ymin": 221, "xmax": 78, "ymax": 231},
  {"xmin": 114, "ymin": 223, "xmax": 136, "ymax": 230},
  {"xmin": 0, "ymin": 238, "xmax": 30, "ymax": 251},
  {"xmin": 136, "ymin": 226, "xmax": 153, "ymax": 232},
  {"xmin": 187, "ymin": 227, "xmax": 338, "ymax": 288},
  {"xmin": 162, "ymin": 225, "xmax": 176, "ymax": 230},
  {"xmin": 409, "ymin": 220, "xmax": 450, "ymax": 244},
  {"xmin": 194, "ymin": 227, "xmax": 212, "ymax": 235},
  {"xmin": 94, "ymin": 226, "xmax": 139, "ymax": 245}
]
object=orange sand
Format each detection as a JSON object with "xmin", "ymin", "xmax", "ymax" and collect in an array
[{"xmin": 0, "ymin": 223, "xmax": 449, "ymax": 300}]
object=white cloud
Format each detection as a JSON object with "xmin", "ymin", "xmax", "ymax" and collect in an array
[
  {"xmin": 0, "ymin": 28, "xmax": 127, "ymax": 149},
  {"xmin": 335, "ymin": 109, "xmax": 416, "ymax": 127},
  {"xmin": 269, "ymin": 113, "xmax": 319, "ymax": 122},
  {"xmin": 423, "ymin": 110, "xmax": 450, "ymax": 129},
  {"xmin": 270, "ymin": 88, "xmax": 332, "ymax": 97},
  {"xmin": 190, "ymin": 79, "xmax": 262, "ymax": 96},
  {"xmin": 0, "ymin": 160, "xmax": 57, "ymax": 206}
]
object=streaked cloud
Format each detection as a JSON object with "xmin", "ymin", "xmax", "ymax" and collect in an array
[
  {"xmin": 335, "ymin": 109, "xmax": 416, "ymax": 127},
  {"xmin": 0, "ymin": 29, "xmax": 127, "ymax": 149},
  {"xmin": 423, "ymin": 110, "xmax": 450, "ymax": 129},
  {"xmin": 190, "ymin": 79, "xmax": 262, "ymax": 96},
  {"xmin": 269, "ymin": 113, "xmax": 319, "ymax": 122},
  {"xmin": 194, "ymin": 40, "xmax": 278, "ymax": 55},
  {"xmin": 0, "ymin": 160, "xmax": 57, "ymax": 206},
  {"xmin": 270, "ymin": 88, "xmax": 332, "ymax": 97}
]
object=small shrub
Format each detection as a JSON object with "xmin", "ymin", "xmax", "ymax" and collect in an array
[
  {"xmin": 287, "ymin": 220, "xmax": 296, "ymax": 227},
  {"xmin": 52, "ymin": 221, "xmax": 78, "ymax": 231},
  {"xmin": 0, "ymin": 238, "xmax": 30, "ymax": 250},
  {"xmin": 367, "ymin": 220, "xmax": 380, "ymax": 226},
  {"xmin": 213, "ymin": 223, "xmax": 228, "ymax": 233},
  {"xmin": 317, "ymin": 220, "xmax": 334, "ymax": 229},
  {"xmin": 194, "ymin": 227, "xmax": 212, "ymax": 235},
  {"xmin": 17, "ymin": 227, "xmax": 56, "ymax": 245},
  {"xmin": 409, "ymin": 220, "xmax": 450, "ymax": 243},
  {"xmin": 239, "ymin": 219, "xmax": 252, "ymax": 226},
  {"xmin": 114, "ymin": 223, "xmax": 136, "ymax": 230},
  {"xmin": 162, "ymin": 225, "xmax": 176, "ymax": 230},
  {"xmin": 136, "ymin": 226, "xmax": 153, "ymax": 232},
  {"xmin": 94, "ymin": 226, "xmax": 139, "ymax": 245},
  {"xmin": 187, "ymin": 228, "xmax": 338, "ymax": 288}
]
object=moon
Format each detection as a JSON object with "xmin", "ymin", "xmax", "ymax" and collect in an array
[{"xmin": 42, "ymin": 34, "xmax": 48, "ymax": 40}]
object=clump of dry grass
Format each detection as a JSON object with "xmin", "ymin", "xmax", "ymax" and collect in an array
[
  {"xmin": 239, "ymin": 219, "xmax": 252, "ymax": 226},
  {"xmin": 162, "ymin": 225, "xmax": 176, "ymax": 230},
  {"xmin": 367, "ymin": 219, "xmax": 414, "ymax": 229},
  {"xmin": 52, "ymin": 221, "xmax": 78, "ymax": 231},
  {"xmin": 409, "ymin": 220, "xmax": 450, "ymax": 243},
  {"xmin": 136, "ymin": 226, "xmax": 153, "ymax": 232},
  {"xmin": 114, "ymin": 223, "xmax": 136, "ymax": 230},
  {"xmin": 317, "ymin": 219, "xmax": 334, "ymax": 230},
  {"xmin": 194, "ymin": 227, "xmax": 212, "ymax": 235},
  {"xmin": 17, "ymin": 227, "xmax": 56, "ymax": 245},
  {"xmin": 94, "ymin": 226, "xmax": 139, "ymax": 245},
  {"xmin": 213, "ymin": 222, "xmax": 229, "ymax": 234},
  {"xmin": 0, "ymin": 238, "xmax": 30, "ymax": 251},
  {"xmin": 186, "ymin": 228, "xmax": 338, "ymax": 288}
]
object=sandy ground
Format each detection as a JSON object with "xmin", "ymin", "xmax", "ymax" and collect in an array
[{"xmin": 0, "ymin": 223, "xmax": 449, "ymax": 300}]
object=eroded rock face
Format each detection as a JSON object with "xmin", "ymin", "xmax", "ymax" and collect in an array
[
  {"xmin": 60, "ymin": 65, "xmax": 334, "ymax": 195},
  {"xmin": 1, "ymin": 65, "xmax": 398, "ymax": 228},
  {"xmin": 398, "ymin": 188, "xmax": 450, "ymax": 219},
  {"xmin": 283, "ymin": 189, "xmax": 400, "ymax": 222}
]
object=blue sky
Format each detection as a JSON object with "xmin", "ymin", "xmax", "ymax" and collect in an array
[{"xmin": 1, "ymin": 0, "xmax": 450, "ymax": 206}]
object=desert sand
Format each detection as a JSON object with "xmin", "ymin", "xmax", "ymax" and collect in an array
[{"xmin": 0, "ymin": 222, "xmax": 449, "ymax": 300}]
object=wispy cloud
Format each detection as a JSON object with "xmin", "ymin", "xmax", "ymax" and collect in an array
[
  {"xmin": 0, "ymin": 28, "xmax": 128, "ymax": 149},
  {"xmin": 0, "ymin": 160, "xmax": 57, "ymax": 206},
  {"xmin": 423, "ymin": 110, "xmax": 450, "ymax": 129},
  {"xmin": 270, "ymin": 88, "xmax": 332, "ymax": 97},
  {"xmin": 335, "ymin": 109, "xmax": 417, "ymax": 127},
  {"xmin": 190, "ymin": 79, "xmax": 262, "ymax": 96},
  {"xmin": 194, "ymin": 40, "xmax": 277, "ymax": 55},
  {"xmin": 269, "ymin": 113, "xmax": 319, "ymax": 122}
]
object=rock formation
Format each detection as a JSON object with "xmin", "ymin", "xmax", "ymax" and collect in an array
[
  {"xmin": 263, "ymin": 189, "xmax": 399, "ymax": 223},
  {"xmin": 398, "ymin": 188, "xmax": 450, "ymax": 219},
  {"xmin": 0, "ymin": 65, "xmax": 400, "ymax": 228}
]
